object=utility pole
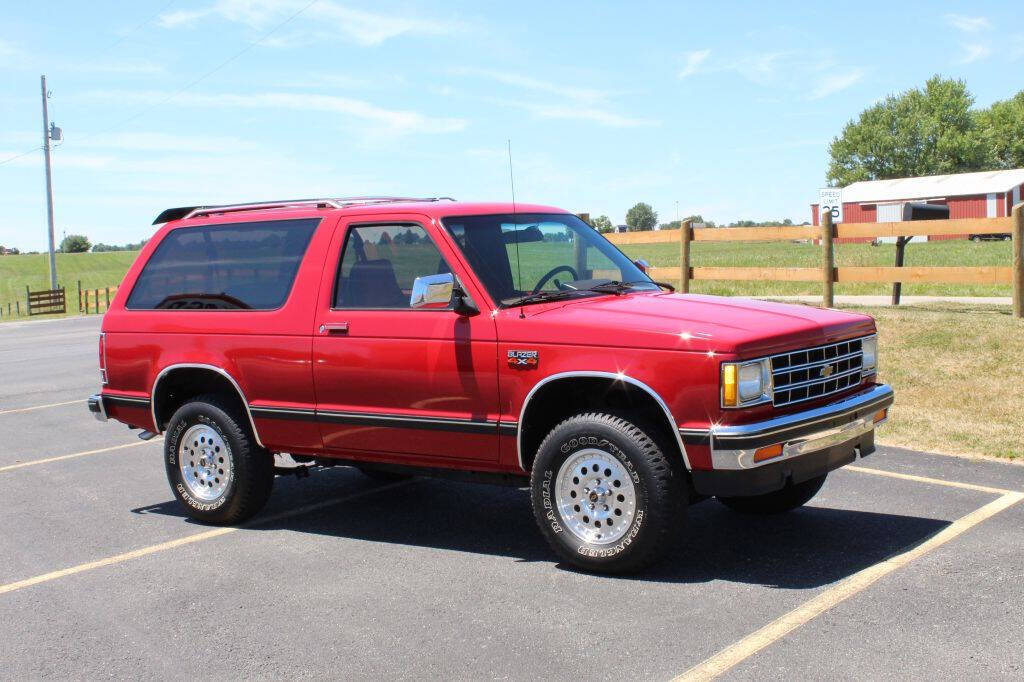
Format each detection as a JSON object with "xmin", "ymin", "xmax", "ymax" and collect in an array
[{"xmin": 40, "ymin": 75, "xmax": 58, "ymax": 290}]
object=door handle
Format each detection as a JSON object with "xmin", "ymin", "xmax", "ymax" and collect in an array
[{"xmin": 320, "ymin": 322, "xmax": 349, "ymax": 335}]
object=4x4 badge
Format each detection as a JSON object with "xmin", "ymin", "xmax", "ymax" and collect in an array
[{"xmin": 508, "ymin": 350, "xmax": 539, "ymax": 369}]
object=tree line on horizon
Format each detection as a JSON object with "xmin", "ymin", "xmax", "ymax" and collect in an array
[{"xmin": 588, "ymin": 206, "xmax": 807, "ymax": 233}]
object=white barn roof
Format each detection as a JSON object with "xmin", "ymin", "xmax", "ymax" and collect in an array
[{"xmin": 836, "ymin": 168, "xmax": 1024, "ymax": 204}]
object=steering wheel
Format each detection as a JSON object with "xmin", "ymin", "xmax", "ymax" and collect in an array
[{"xmin": 531, "ymin": 265, "xmax": 580, "ymax": 294}]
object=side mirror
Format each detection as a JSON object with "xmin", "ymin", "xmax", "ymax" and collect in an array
[
  {"xmin": 410, "ymin": 273, "xmax": 454, "ymax": 309},
  {"xmin": 633, "ymin": 259, "xmax": 650, "ymax": 273}
]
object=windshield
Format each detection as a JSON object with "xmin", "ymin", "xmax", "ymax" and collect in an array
[{"xmin": 441, "ymin": 213, "xmax": 656, "ymax": 306}]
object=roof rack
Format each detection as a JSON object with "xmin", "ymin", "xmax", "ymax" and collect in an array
[{"xmin": 152, "ymin": 196, "xmax": 456, "ymax": 225}]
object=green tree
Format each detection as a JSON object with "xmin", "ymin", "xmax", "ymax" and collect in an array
[
  {"xmin": 827, "ymin": 76, "xmax": 987, "ymax": 186},
  {"xmin": 625, "ymin": 202, "xmax": 658, "ymax": 231},
  {"xmin": 977, "ymin": 90, "xmax": 1024, "ymax": 170},
  {"xmin": 591, "ymin": 215, "xmax": 614, "ymax": 233},
  {"xmin": 60, "ymin": 234, "xmax": 91, "ymax": 253}
]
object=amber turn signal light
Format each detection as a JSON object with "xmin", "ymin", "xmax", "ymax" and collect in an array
[
  {"xmin": 873, "ymin": 409, "xmax": 888, "ymax": 424},
  {"xmin": 722, "ymin": 364, "xmax": 738, "ymax": 407},
  {"xmin": 753, "ymin": 443, "xmax": 783, "ymax": 463}
]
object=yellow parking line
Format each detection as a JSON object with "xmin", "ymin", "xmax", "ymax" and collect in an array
[
  {"xmin": 847, "ymin": 465, "xmax": 1015, "ymax": 495},
  {"xmin": 0, "ymin": 480, "xmax": 411, "ymax": 596},
  {"xmin": 674, "ymin": 490, "xmax": 1024, "ymax": 681},
  {"xmin": 0, "ymin": 400, "xmax": 81, "ymax": 416},
  {"xmin": 0, "ymin": 440, "xmax": 161, "ymax": 473}
]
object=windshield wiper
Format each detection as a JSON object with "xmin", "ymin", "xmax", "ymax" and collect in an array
[
  {"xmin": 586, "ymin": 280, "xmax": 675, "ymax": 295},
  {"xmin": 505, "ymin": 289, "xmax": 591, "ymax": 307}
]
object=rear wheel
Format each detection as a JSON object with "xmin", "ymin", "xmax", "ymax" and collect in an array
[
  {"xmin": 164, "ymin": 394, "xmax": 274, "ymax": 524},
  {"xmin": 971, "ymin": 235, "xmax": 982, "ymax": 242},
  {"xmin": 530, "ymin": 412, "xmax": 686, "ymax": 574},
  {"xmin": 717, "ymin": 473, "xmax": 827, "ymax": 515}
]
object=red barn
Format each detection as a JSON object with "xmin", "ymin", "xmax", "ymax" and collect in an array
[{"xmin": 811, "ymin": 169, "xmax": 1024, "ymax": 242}]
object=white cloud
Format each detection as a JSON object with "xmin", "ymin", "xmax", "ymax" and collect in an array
[
  {"xmin": 453, "ymin": 67, "xmax": 611, "ymax": 104},
  {"xmin": 1012, "ymin": 34, "xmax": 1024, "ymax": 61},
  {"xmin": 0, "ymin": 39, "xmax": 17, "ymax": 56},
  {"xmin": 454, "ymin": 68, "xmax": 650, "ymax": 127},
  {"xmin": 809, "ymin": 68, "xmax": 864, "ymax": 100},
  {"xmin": 944, "ymin": 14, "xmax": 991, "ymax": 33},
  {"xmin": 734, "ymin": 51, "xmax": 789, "ymax": 85},
  {"xmin": 159, "ymin": 0, "xmax": 457, "ymax": 46},
  {"xmin": 957, "ymin": 43, "xmax": 991, "ymax": 64},
  {"xmin": 518, "ymin": 103, "xmax": 658, "ymax": 128},
  {"xmin": 74, "ymin": 132, "xmax": 263, "ymax": 153},
  {"xmin": 67, "ymin": 61, "xmax": 165, "ymax": 75},
  {"xmin": 678, "ymin": 49, "xmax": 711, "ymax": 78},
  {"xmin": 85, "ymin": 90, "xmax": 467, "ymax": 134}
]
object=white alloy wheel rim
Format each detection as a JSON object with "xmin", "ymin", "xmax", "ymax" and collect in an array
[
  {"xmin": 555, "ymin": 448, "xmax": 638, "ymax": 545},
  {"xmin": 179, "ymin": 424, "xmax": 231, "ymax": 501}
]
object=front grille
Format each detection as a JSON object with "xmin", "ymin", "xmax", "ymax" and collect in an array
[{"xmin": 771, "ymin": 337, "xmax": 866, "ymax": 407}]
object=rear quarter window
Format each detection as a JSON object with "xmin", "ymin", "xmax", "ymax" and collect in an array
[{"xmin": 126, "ymin": 218, "xmax": 319, "ymax": 310}]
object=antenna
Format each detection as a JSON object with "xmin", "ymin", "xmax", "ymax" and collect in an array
[{"xmin": 508, "ymin": 140, "xmax": 525, "ymax": 319}]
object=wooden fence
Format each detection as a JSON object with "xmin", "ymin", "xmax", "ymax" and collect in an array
[
  {"xmin": 604, "ymin": 204, "xmax": 1024, "ymax": 318},
  {"xmin": 26, "ymin": 287, "xmax": 66, "ymax": 315},
  {"xmin": 79, "ymin": 284, "xmax": 119, "ymax": 314},
  {"xmin": 0, "ymin": 283, "xmax": 120, "ymax": 321}
]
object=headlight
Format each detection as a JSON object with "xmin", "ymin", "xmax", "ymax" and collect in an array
[
  {"xmin": 722, "ymin": 359, "xmax": 772, "ymax": 408},
  {"xmin": 861, "ymin": 336, "xmax": 877, "ymax": 374}
]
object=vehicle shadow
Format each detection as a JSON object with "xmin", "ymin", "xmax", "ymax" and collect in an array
[{"xmin": 132, "ymin": 467, "xmax": 949, "ymax": 589}]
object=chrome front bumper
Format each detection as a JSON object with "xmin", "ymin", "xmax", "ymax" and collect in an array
[{"xmin": 683, "ymin": 384, "xmax": 894, "ymax": 471}]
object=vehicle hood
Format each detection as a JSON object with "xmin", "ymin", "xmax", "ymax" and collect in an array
[{"xmin": 519, "ymin": 292, "xmax": 876, "ymax": 357}]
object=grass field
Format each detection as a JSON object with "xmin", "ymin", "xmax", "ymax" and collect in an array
[
  {"xmin": 0, "ymin": 251, "xmax": 139, "ymax": 316},
  {"xmin": 618, "ymin": 238, "xmax": 1015, "ymax": 297},
  {"xmin": 845, "ymin": 303, "xmax": 1023, "ymax": 460}
]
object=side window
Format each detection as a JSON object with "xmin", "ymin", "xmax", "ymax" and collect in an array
[
  {"xmin": 126, "ymin": 218, "xmax": 319, "ymax": 310},
  {"xmin": 333, "ymin": 224, "xmax": 452, "ymax": 309}
]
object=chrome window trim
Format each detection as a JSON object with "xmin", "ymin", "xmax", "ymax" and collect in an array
[
  {"xmin": 151, "ymin": 363, "xmax": 266, "ymax": 449},
  {"xmin": 516, "ymin": 371, "xmax": 691, "ymax": 473}
]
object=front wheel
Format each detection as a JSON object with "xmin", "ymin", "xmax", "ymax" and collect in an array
[
  {"xmin": 164, "ymin": 394, "xmax": 274, "ymax": 524},
  {"xmin": 717, "ymin": 473, "xmax": 827, "ymax": 515},
  {"xmin": 971, "ymin": 235, "xmax": 982, "ymax": 242},
  {"xmin": 530, "ymin": 412, "xmax": 686, "ymax": 574}
]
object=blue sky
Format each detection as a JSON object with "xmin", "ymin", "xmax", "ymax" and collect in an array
[{"xmin": 1, "ymin": 1, "xmax": 1021, "ymax": 250}]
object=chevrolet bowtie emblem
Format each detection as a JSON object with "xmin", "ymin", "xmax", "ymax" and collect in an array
[{"xmin": 820, "ymin": 365, "xmax": 834, "ymax": 378}]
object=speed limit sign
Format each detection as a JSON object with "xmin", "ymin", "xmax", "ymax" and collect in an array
[{"xmin": 819, "ymin": 188, "xmax": 843, "ymax": 223}]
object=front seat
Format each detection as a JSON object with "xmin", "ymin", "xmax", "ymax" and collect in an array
[{"xmin": 342, "ymin": 259, "xmax": 407, "ymax": 308}]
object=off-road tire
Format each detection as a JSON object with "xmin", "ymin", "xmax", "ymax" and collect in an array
[
  {"xmin": 717, "ymin": 473, "xmax": 827, "ymax": 515},
  {"xmin": 530, "ymin": 412, "xmax": 686, "ymax": 574},
  {"xmin": 164, "ymin": 394, "xmax": 274, "ymax": 524}
]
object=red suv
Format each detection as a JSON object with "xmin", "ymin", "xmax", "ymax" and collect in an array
[{"xmin": 89, "ymin": 197, "xmax": 892, "ymax": 573}]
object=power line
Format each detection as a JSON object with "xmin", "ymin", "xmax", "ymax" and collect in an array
[
  {"xmin": 61, "ymin": 0, "xmax": 322, "ymax": 146},
  {"xmin": 0, "ymin": 146, "xmax": 41, "ymax": 167},
  {"xmin": 94, "ymin": 0, "xmax": 178, "ymax": 56},
  {"xmin": 0, "ymin": 2, "xmax": 178, "ymax": 167}
]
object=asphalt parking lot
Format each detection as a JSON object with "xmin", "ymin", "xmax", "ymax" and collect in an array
[{"xmin": 2, "ymin": 316, "xmax": 1023, "ymax": 680}]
